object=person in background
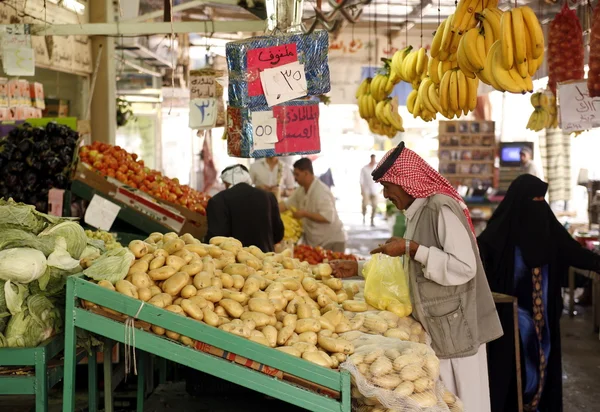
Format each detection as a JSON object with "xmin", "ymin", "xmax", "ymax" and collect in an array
[
  {"xmin": 331, "ymin": 142, "xmax": 502, "ymax": 411},
  {"xmin": 360, "ymin": 154, "xmax": 379, "ymax": 226},
  {"xmin": 249, "ymin": 156, "xmax": 295, "ymax": 201},
  {"xmin": 204, "ymin": 164, "xmax": 284, "ymax": 253},
  {"xmin": 478, "ymin": 174, "xmax": 600, "ymax": 412},
  {"xmin": 280, "ymin": 158, "xmax": 346, "ymax": 252},
  {"xmin": 520, "ymin": 147, "xmax": 541, "ymax": 178}
]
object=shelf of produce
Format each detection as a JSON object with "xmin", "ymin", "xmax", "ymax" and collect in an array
[
  {"xmin": 0, "ymin": 334, "xmax": 93, "ymax": 412},
  {"xmin": 70, "ymin": 180, "xmax": 175, "ymax": 236},
  {"xmin": 62, "ymin": 275, "xmax": 352, "ymax": 412}
]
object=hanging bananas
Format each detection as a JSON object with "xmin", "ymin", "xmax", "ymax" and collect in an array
[
  {"xmin": 527, "ymin": 90, "xmax": 558, "ymax": 131},
  {"xmin": 356, "ymin": 76, "xmax": 404, "ymax": 138},
  {"xmin": 437, "ymin": 69, "xmax": 479, "ymax": 119}
]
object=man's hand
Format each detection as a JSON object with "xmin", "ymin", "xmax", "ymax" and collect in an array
[
  {"xmin": 371, "ymin": 238, "xmax": 406, "ymax": 257},
  {"xmin": 292, "ymin": 209, "xmax": 307, "ymax": 219},
  {"xmin": 385, "ymin": 236, "xmax": 403, "ymax": 244},
  {"xmin": 330, "ymin": 260, "xmax": 359, "ymax": 278}
]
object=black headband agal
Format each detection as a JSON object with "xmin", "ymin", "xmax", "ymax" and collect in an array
[
  {"xmin": 371, "ymin": 141, "xmax": 404, "ymax": 181},
  {"xmin": 221, "ymin": 164, "xmax": 249, "ymax": 177}
]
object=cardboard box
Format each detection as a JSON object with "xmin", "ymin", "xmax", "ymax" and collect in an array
[
  {"xmin": 7, "ymin": 79, "xmax": 20, "ymax": 107},
  {"xmin": 0, "ymin": 78, "xmax": 8, "ymax": 107},
  {"xmin": 73, "ymin": 162, "xmax": 207, "ymax": 239},
  {"xmin": 30, "ymin": 82, "xmax": 45, "ymax": 109},
  {"xmin": 18, "ymin": 80, "xmax": 30, "ymax": 106},
  {"xmin": 43, "ymin": 98, "xmax": 69, "ymax": 117}
]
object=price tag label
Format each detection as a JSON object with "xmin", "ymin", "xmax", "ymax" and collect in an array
[
  {"xmin": 252, "ymin": 110, "xmax": 278, "ymax": 151},
  {"xmin": 190, "ymin": 75, "xmax": 217, "ymax": 99},
  {"xmin": 3, "ymin": 47, "xmax": 35, "ymax": 76},
  {"xmin": 189, "ymin": 98, "xmax": 217, "ymax": 129},
  {"xmin": 1, "ymin": 25, "xmax": 31, "ymax": 49},
  {"xmin": 84, "ymin": 194, "xmax": 121, "ymax": 231},
  {"xmin": 260, "ymin": 61, "xmax": 308, "ymax": 106},
  {"xmin": 558, "ymin": 80, "xmax": 600, "ymax": 132}
]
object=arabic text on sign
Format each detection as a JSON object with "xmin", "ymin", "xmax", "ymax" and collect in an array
[
  {"xmin": 190, "ymin": 75, "xmax": 217, "ymax": 99},
  {"xmin": 272, "ymin": 105, "xmax": 320, "ymax": 154},
  {"xmin": 246, "ymin": 43, "xmax": 299, "ymax": 97},
  {"xmin": 558, "ymin": 80, "xmax": 600, "ymax": 132},
  {"xmin": 189, "ymin": 98, "xmax": 218, "ymax": 129},
  {"xmin": 260, "ymin": 61, "xmax": 308, "ymax": 107}
]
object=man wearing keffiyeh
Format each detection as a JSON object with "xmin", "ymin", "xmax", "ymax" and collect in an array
[{"xmin": 332, "ymin": 142, "xmax": 502, "ymax": 412}]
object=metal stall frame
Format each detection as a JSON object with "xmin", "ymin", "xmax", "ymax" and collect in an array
[{"xmin": 62, "ymin": 275, "xmax": 353, "ymax": 412}]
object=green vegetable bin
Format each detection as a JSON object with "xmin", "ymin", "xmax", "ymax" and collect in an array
[{"xmin": 62, "ymin": 274, "xmax": 352, "ymax": 412}]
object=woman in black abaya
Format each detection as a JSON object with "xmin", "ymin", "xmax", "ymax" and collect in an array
[{"xmin": 478, "ymin": 174, "xmax": 600, "ymax": 412}]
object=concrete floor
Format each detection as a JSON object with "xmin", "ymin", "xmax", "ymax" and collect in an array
[{"xmin": 3, "ymin": 213, "xmax": 600, "ymax": 411}]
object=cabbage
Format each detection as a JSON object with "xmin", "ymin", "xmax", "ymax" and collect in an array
[
  {"xmin": 83, "ymin": 247, "xmax": 135, "ymax": 284},
  {"xmin": 80, "ymin": 245, "xmax": 102, "ymax": 261},
  {"xmin": 0, "ymin": 248, "xmax": 48, "ymax": 284},
  {"xmin": 39, "ymin": 221, "xmax": 87, "ymax": 259},
  {"xmin": 4, "ymin": 295, "xmax": 61, "ymax": 347},
  {"xmin": 0, "ymin": 198, "xmax": 60, "ymax": 234},
  {"xmin": 4, "ymin": 281, "xmax": 29, "ymax": 315},
  {"xmin": 0, "ymin": 229, "xmax": 56, "ymax": 256}
]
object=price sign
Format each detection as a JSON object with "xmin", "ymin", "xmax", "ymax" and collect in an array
[
  {"xmin": 3, "ymin": 47, "xmax": 35, "ymax": 76},
  {"xmin": 247, "ymin": 43, "xmax": 298, "ymax": 96},
  {"xmin": 1, "ymin": 25, "xmax": 31, "ymax": 49},
  {"xmin": 558, "ymin": 80, "xmax": 600, "ymax": 132},
  {"xmin": 260, "ymin": 61, "xmax": 308, "ymax": 107},
  {"xmin": 189, "ymin": 98, "xmax": 217, "ymax": 129},
  {"xmin": 251, "ymin": 110, "xmax": 278, "ymax": 151},
  {"xmin": 84, "ymin": 194, "xmax": 121, "ymax": 231},
  {"xmin": 190, "ymin": 75, "xmax": 216, "ymax": 99},
  {"xmin": 273, "ymin": 104, "xmax": 320, "ymax": 154}
]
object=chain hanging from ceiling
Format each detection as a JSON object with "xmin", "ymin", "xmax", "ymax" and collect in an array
[{"xmin": 302, "ymin": 0, "xmax": 374, "ymax": 33}]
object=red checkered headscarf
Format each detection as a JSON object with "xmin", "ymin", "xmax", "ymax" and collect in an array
[{"xmin": 374, "ymin": 144, "xmax": 475, "ymax": 235}]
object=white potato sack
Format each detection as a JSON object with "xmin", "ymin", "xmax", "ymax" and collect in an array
[{"xmin": 340, "ymin": 333, "xmax": 459, "ymax": 412}]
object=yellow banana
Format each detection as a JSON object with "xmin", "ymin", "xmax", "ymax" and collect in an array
[
  {"xmin": 419, "ymin": 78, "xmax": 437, "ymax": 113},
  {"xmin": 406, "ymin": 89, "xmax": 418, "ymax": 114},
  {"xmin": 508, "ymin": 69, "xmax": 528, "ymax": 93},
  {"xmin": 449, "ymin": 70, "xmax": 459, "ymax": 112},
  {"xmin": 500, "ymin": 11, "xmax": 514, "ymax": 70},
  {"xmin": 356, "ymin": 78, "xmax": 369, "ymax": 99},
  {"xmin": 367, "ymin": 95, "xmax": 376, "ymax": 118},
  {"xmin": 431, "ymin": 20, "xmax": 446, "ymax": 58},
  {"xmin": 429, "ymin": 56, "xmax": 441, "ymax": 84},
  {"xmin": 481, "ymin": 18, "xmax": 495, "ymax": 53},
  {"xmin": 521, "ymin": 6, "xmax": 544, "ymax": 59},
  {"xmin": 523, "ymin": 73, "xmax": 533, "ymax": 92},
  {"xmin": 482, "ymin": 8, "xmax": 502, "ymax": 41},
  {"xmin": 455, "ymin": 0, "xmax": 481, "ymax": 34},
  {"xmin": 467, "ymin": 76, "xmax": 479, "ymax": 112},
  {"xmin": 413, "ymin": 94, "xmax": 423, "ymax": 118},
  {"xmin": 453, "ymin": 0, "xmax": 470, "ymax": 33},
  {"xmin": 450, "ymin": 31, "xmax": 463, "ymax": 54},
  {"xmin": 358, "ymin": 95, "xmax": 366, "ymax": 118},
  {"xmin": 427, "ymin": 82, "xmax": 444, "ymax": 113},
  {"xmin": 463, "ymin": 28, "xmax": 484, "ymax": 71},
  {"xmin": 491, "ymin": 43, "xmax": 523, "ymax": 93},
  {"xmin": 511, "ymin": 8, "xmax": 526, "ymax": 65},
  {"xmin": 416, "ymin": 48, "xmax": 428, "ymax": 76},
  {"xmin": 384, "ymin": 100, "xmax": 404, "ymax": 132},
  {"xmin": 407, "ymin": 52, "xmax": 418, "ymax": 82},
  {"xmin": 457, "ymin": 44, "xmax": 477, "ymax": 79},
  {"xmin": 441, "ymin": 14, "xmax": 455, "ymax": 53},
  {"xmin": 457, "ymin": 70, "xmax": 468, "ymax": 111},
  {"xmin": 369, "ymin": 75, "xmax": 381, "ymax": 97},
  {"xmin": 376, "ymin": 100, "xmax": 390, "ymax": 126},
  {"xmin": 517, "ymin": 60, "xmax": 529, "ymax": 79},
  {"xmin": 482, "ymin": 41, "xmax": 505, "ymax": 91},
  {"xmin": 384, "ymin": 76, "xmax": 394, "ymax": 94},
  {"xmin": 524, "ymin": 25, "xmax": 533, "ymax": 62},
  {"xmin": 530, "ymin": 92, "xmax": 541, "ymax": 107}
]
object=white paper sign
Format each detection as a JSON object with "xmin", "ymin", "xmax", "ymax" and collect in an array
[
  {"xmin": 190, "ymin": 75, "xmax": 217, "ymax": 99},
  {"xmin": 189, "ymin": 98, "xmax": 217, "ymax": 129},
  {"xmin": 252, "ymin": 110, "xmax": 278, "ymax": 151},
  {"xmin": 84, "ymin": 194, "xmax": 121, "ymax": 231},
  {"xmin": 558, "ymin": 80, "xmax": 600, "ymax": 132},
  {"xmin": 1, "ymin": 25, "xmax": 31, "ymax": 49},
  {"xmin": 3, "ymin": 47, "xmax": 35, "ymax": 76},
  {"xmin": 260, "ymin": 61, "xmax": 308, "ymax": 106}
]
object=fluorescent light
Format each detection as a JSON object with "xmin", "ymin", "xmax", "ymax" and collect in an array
[{"xmin": 48, "ymin": 0, "xmax": 85, "ymax": 15}]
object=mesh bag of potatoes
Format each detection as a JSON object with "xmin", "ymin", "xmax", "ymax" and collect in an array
[
  {"xmin": 342, "ymin": 309, "xmax": 429, "ymax": 345},
  {"xmin": 362, "ymin": 254, "xmax": 412, "ymax": 318},
  {"xmin": 340, "ymin": 334, "xmax": 464, "ymax": 412}
]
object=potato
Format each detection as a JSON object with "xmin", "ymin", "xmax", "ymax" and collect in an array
[
  {"xmin": 242, "ymin": 277, "xmax": 261, "ymax": 296},
  {"xmin": 302, "ymin": 351, "xmax": 332, "ymax": 368},
  {"xmin": 220, "ymin": 273, "xmax": 234, "ymax": 288},
  {"xmin": 293, "ymin": 342, "xmax": 318, "ymax": 354},
  {"xmin": 214, "ymin": 305, "xmax": 227, "ymax": 317},
  {"xmin": 222, "ymin": 289, "xmax": 248, "ymax": 304},
  {"xmin": 318, "ymin": 317, "xmax": 336, "ymax": 332},
  {"xmin": 202, "ymin": 308, "xmax": 219, "ymax": 326},
  {"xmin": 179, "ymin": 233, "xmax": 196, "ymax": 244},
  {"xmin": 296, "ymin": 303, "xmax": 313, "ymax": 319},
  {"xmin": 220, "ymin": 298, "xmax": 244, "ymax": 318},
  {"xmin": 372, "ymin": 374, "xmax": 402, "ymax": 389},
  {"xmin": 115, "ymin": 280, "xmax": 138, "ymax": 299},
  {"xmin": 162, "ymin": 272, "xmax": 190, "ymax": 296},
  {"xmin": 154, "ymin": 248, "xmax": 169, "ymax": 258},
  {"xmin": 211, "ymin": 277, "xmax": 223, "ymax": 289},
  {"xmin": 151, "ymin": 325, "xmax": 166, "ymax": 335},
  {"xmin": 295, "ymin": 318, "xmax": 321, "ymax": 334},
  {"xmin": 147, "ymin": 232, "xmax": 163, "ymax": 243},
  {"xmin": 128, "ymin": 260, "xmax": 149, "ymax": 275},
  {"xmin": 400, "ymin": 364, "xmax": 426, "ymax": 381},
  {"xmin": 277, "ymin": 325, "xmax": 295, "ymax": 345},
  {"xmin": 261, "ymin": 325, "xmax": 277, "ymax": 347},
  {"xmin": 247, "ymin": 298, "xmax": 275, "ymax": 315},
  {"xmin": 201, "ymin": 258, "xmax": 216, "ymax": 274},
  {"xmin": 298, "ymin": 331, "xmax": 318, "ymax": 345},
  {"xmin": 209, "ymin": 236, "xmax": 228, "ymax": 246},
  {"xmin": 384, "ymin": 328, "xmax": 410, "ymax": 341},
  {"xmin": 270, "ymin": 295, "xmax": 287, "ymax": 312},
  {"xmin": 443, "ymin": 389, "xmax": 457, "ymax": 405},
  {"xmin": 181, "ymin": 262, "xmax": 203, "ymax": 276},
  {"xmin": 280, "ymin": 278, "xmax": 300, "ymax": 291},
  {"xmin": 335, "ymin": 319, "xmax": 352, "ymax": 333},
  {"xmin": 231, "ymin": 274, "xmax": 245, "ymax": 290},
  {"xmin": 393, "ymin": 354, "xmax": 424, "ymax": 371},
  {"xmin": 184, "ymin": 244, "xmax": 209, "ymax": 257},
  {"xmin": 188, "ymin": 295, "xmax": 208, "ymax": 309},
  {"xmin": 180, "ymin": 284, "xmax": 197, "ymax": 299},
  {"xmin": 220, "ymin": 323, "xmax": 248, "ymax": 338},
  {"xmin": 149, "ymin": 285, "xmax": 162, "ymax": 297},
  {"xmin": 173, "ymin": 297, "xmax": 183, "ymax": 305},
  {"xmin": 342, "ymin": 300, "xmax": 368, "ymax": 312},
  {"xmin": 138, "ymin": 287, "xmax": 152, "ymax": 302},
  {"xmin": 413, "ymin": 377, "xmax": 434, "ymax": 393},
  {"xmin": 180, "ymin": 299, "xmax": 204, "ymax": 320},
  {"xmin": 163, "ymin": 239, "xmax": 185, "ymax": 255},
  {"xmin": 249, "ymin": 334, "xmax": 270, "ymax": 346},
  {"xmin": 423, "ymin": 354, "xmax": 440, "ymax": 378},
  {"xmin": 129, "ymin": 272, "xmax": 150, "ymax": 289},
  {"xmin": 315, "ymin": 263, "xmax": 333, "ymax": 277},
  {"xmin": 317, "ymin": 335, "xmax": 354, "ymax": 354},
  {"xmin": 369, "ymin": 356, "xmax": 393, "ymax": 376},
  {"xmin": 166, "ymin": 255, "xmax": 186, "ymax": 272},
  {"xmin": 286, "ymin": 297, "xmax": 304, "ymax": 314},
  {"xmin": 285, "ymin": 332, "xmax": 300, "ymax": 346},
  {"xmin": 180, "ymin": 335, "xmax": 195, "ymax": 347},
  {"xmin": 364, "ymin": 315, "xmax": 389, "ymax": 334},
  {"xmin": 364, "ymin": 349, "xmax": 384, "ymax": 364},
  {"xmin": 323, "ymin": 277, "xmax": 343, "ymax": 291},
  {"xmin": 98, "ymin": 280, "xmax": 115, "ymax": 291},
  {"xmin": 276, "ymin": 346, "xmax": 301, "ymax": 357},
  {"xmin": 129, "ymin": 240, "xmax": 149, "ymax": 258},
  {"xmin": 173, "ymin": 249, "xmax": 194, "ymax": 263},
  {"xmin": 409, "ymin": 391, "xmax": 437, "ymax": 408},
  {"xmin": 148, "ymin": 266, "xmax": 177, "ymax": 281}
]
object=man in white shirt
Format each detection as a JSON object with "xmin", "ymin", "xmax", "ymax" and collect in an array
[
  {"xmin": 249, "ymin": 157, "xmax": 295, "ymax": 201},
  {"xmin": 360, "ymin": 154, "xmax": 379, "ymax": 226},
  {"xmin": 280, "ymin": 158, "xmax": 346, "ymax": 252},
  {"xmin": 520, "ymin": 147, "xmax": 542, "ymax": 178}
]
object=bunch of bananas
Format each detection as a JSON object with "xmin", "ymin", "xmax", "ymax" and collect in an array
[
  {"xmin": 527, "ymin": 91, "xmax": 558, "ymax": 131},
  {"xmin": 85, "ymin": 229, "xmax": 122, "ymax": 250},
  {"xmin": 281, "ymin": 209, "xmax": 303, "ymax": 243},
  {"xmin": 484, "ymin": 6, "xmax": 543, "ymax": 94},
  {"xmin": 391, "ymin": 47, "xmax": 429, "ymax": 88}
]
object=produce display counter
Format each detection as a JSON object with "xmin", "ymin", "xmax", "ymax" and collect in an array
[
  {"xmin": 0, "ymin": 334, "xmax": 92, "ymax": 412},
  {"xmin": 62, "ymin": 275, "xmax": 352, "ymax": 412}
]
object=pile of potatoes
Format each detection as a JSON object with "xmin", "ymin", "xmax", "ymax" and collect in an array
[
  {"xmin": 342, "ymin": 334, "xmax": 463, "ymax": 412},
  {"xmin": 344, "ymin": 310, "xmax": 428, "ymax": 344},
  {"xmin": 85, "ymin": 233, "xmax": 382, "ymax": 369}
]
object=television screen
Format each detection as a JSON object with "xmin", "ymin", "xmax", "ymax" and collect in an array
[{"xmin": 500, "ymin": 146, "xmax": 522, "ymax": 163}]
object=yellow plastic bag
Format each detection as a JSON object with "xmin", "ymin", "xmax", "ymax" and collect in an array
[{"xmin": 362, "ymin": 253, "xmax": 412, "ymax": 317}]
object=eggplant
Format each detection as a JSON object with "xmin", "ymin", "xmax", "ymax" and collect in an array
[
  {"xmin": 17, "ymin": 138, "xmax": 32, "ymax": 154},
  {"xmin": 6, "ymin": 161, "xmax": 24, "ymax": 173},
  {"xmin": 24, "ymin": 170, "xmax": 37, "ymax": 187},
  {"xmin": 33, "ymin": 140, "xmax": 50, "ymax": 153}
]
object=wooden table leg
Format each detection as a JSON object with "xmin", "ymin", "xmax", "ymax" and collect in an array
[
  {"xmin": 513, "ymin": 300, "xmax": 524, "ymax": 412},
  {"xmin": 103, "ymin": 339, "xmax": 114, "ymax": 412},
  {"xmin": 88, "ymin": 349, "xmax": 98, "ymax": 412}
]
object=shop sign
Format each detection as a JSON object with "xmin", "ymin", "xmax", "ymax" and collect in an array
[{"xmin": 558, "ymin": 80, "xmax": 600, "ymax": 132}]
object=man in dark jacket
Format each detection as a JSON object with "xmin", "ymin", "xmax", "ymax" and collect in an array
[{"xmin": 204, "ymin": 164, "xmax": 284, "ymax": 252}]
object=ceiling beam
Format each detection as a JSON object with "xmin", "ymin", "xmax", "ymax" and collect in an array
[
  {"xmin": 28, "ymin": 20, "xmax": 266, "ymax": 36},
  {"xmin": 122, "ymin": 0, "xmax": 240, "ymax": 23}
]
